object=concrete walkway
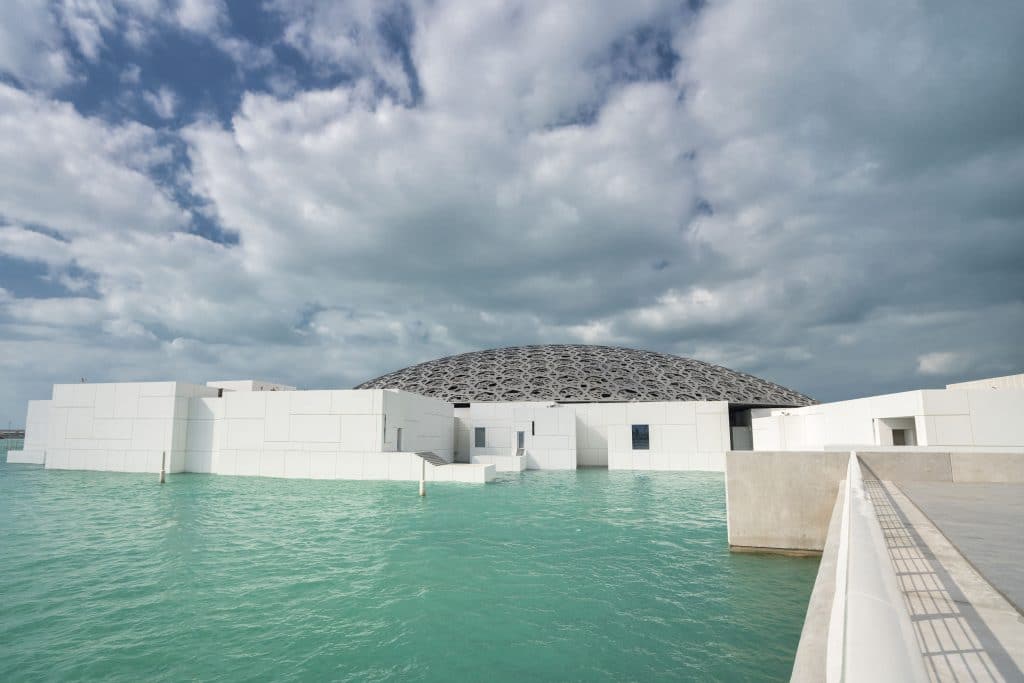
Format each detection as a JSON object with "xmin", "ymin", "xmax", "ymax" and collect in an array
[
  {"xmin": 899, "ymin": 482, "xmax": 1024, "ymax": 613},
  {"xmin": 863, "ymin": 475, "xmax": 1024, "ymax": 682}
]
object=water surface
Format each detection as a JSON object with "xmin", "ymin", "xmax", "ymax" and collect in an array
[{"xmin": 0, "ymin": 465, "xmax": 817, "ymax": 681}]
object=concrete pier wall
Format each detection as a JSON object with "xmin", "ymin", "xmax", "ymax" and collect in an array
[
  {"xmin": 725, "ymin": 451, "xmax": 848, "ymax": 552},
  {"xmin": 858, "ymin": 450, "xmax": 1024, "ymax": 484},
  {"xmin": 726, "ymin": 450, "xmax": 1024, "ymax": 552}
]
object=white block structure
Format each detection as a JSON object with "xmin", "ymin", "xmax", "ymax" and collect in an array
[
  {"xmin": 459, "ymin": 400, "xmax": 731, "ymax": 472},
  {"xmin": 207, "ymin": 379, "xmax": 296, "ymax": 392},
  {"xmin": 751, "ymin": 375, "xmax": 1024, "ymax": 451},
  {"xmin": 185, "ymin": 386, "xmax": 455, "ymax": 479},
  {"xmin": 13, "ymin": 347, "xmax": 1019, "ymax": 481},
  {"xmin": 5, "ymin": 400, "xmax": 50, "ymax": 464},
  {"xmin": 10, "ymin": 380, "xmax": 498, "ymax": 483},
  {"xmin": 40, "ymin": 381, "xmax": 216, "ymax": 473},
  {"xmin": 468, "ymin": 402, "xmax": 576, "ymax": 471},
  {"xmin": 570, "ymin": 400, "xmax": 730, "ymax": 471}
]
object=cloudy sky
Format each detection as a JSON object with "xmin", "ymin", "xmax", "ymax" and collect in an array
[{"xmin": 1, "ymin": 0, "xmax": 1022, "ymax": 425}]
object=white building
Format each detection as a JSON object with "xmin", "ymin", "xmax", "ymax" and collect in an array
[
  {"xmin": 8, "ymin": 345, "xmax": 1022, "ymax": 480},
  {"xmin": 357, "ymin": 345, "xmax": 806, "ymax": 472},
  {"xmin": 750, "ymin": 373, "xmax": 1024, "ymax": 452},
  {"xmin": 7, "ymin": 381, "xmax": 490, "ymax": 483}
]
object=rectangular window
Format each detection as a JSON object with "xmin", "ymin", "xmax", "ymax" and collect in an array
[
  {"xmin": 631, "ymin": 424, "xmax": 650, "ymax": 450},
  {"xmin": 474, "ymin": 427, "xmax": 486, "ymax": 448},
  {"xmin": 516, "ymin": 430, "xmax": 525, "ymax": 449}
]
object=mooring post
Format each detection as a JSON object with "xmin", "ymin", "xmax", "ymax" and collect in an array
[
  {"xmin": 159, "ymin": 450, "xmax": 166, "ymax": 484},
  {"xmin": 419, "ymin": 457, "xmax": 426, "ymax": 497}
]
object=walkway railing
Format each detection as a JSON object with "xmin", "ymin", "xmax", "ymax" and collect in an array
[{"xmin": 825, "ymin": 452, "xmax": 928, "ymax": 682}]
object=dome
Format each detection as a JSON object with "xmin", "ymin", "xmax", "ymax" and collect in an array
[{"xmin": 354, "ymin": 344, "xmax": 814, "ymax": 406}]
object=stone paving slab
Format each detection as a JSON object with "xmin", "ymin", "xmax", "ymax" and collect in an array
[
  {"xmin": 864, "ymin": 476, "xmax": 1024, "ymax": 681},
  {"xmin": 898, "ymin": 482, "xmax": 1024, "ymax": 612}
]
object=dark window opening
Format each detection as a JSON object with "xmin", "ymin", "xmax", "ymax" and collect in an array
[
  {"xmin": 729, "ymin": 407, "xmax": 752, "ymax": 427},
  {"xmin": 474, "ymin": 427, "xmax": 486, "ymax": 448},
  {"xmin": 631, "ymin": 424, "xmax": 650, "ymax": 450}
]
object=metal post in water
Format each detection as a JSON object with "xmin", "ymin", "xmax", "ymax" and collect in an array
[
  {"xmin": 159, "ymin": 450, "xmax": 166, "ymax": 484},
  {"xmin": 419, "ymin": 458, "xmax": 426, "ymax": 497}
]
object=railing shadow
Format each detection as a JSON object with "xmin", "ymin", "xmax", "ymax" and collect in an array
[{"xmin": 861, "ymin": 470, "xmax": 1020, "ymax": 682}]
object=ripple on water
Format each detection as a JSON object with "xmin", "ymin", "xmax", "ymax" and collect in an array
[{"xmin": 0, "ymin": 465, "xmax": 817, "ymax": 682}]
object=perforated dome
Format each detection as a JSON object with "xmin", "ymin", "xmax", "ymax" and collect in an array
[{"xmin": 355, "ymin": 344, "xmax": 813, "ymax": 406}]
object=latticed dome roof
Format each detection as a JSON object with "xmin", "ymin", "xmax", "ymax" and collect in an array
[{"xmin": 355, "ymin": 344, "xmax": 814, "ymax": 406}]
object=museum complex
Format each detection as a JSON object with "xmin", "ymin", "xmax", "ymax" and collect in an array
[{"xmin": 7, "ymin": 344, "xmax": 1023, "ymax": 482}]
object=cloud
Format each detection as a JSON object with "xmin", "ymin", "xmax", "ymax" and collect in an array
[
  {"xmin": 0, "ymin": 1, "xmax": 74, "ymax": 88},
  {"xmin": 0, "ymin": 0, "xmax": 267, "ymax": 91},
  {"xmin": 917, "ymin": 352, "xmax": 968, "ymax": 376},
  {"xmin": 412, "ymin": 0, "xmax": 684, "ymax": 126},
  {"xmin": 120, "ymin": 63, "xmax": 141, "ymax": 84},
  {"xmin": 57, "ymin": 0, "xmax": 119, "ymax": 62},
  {"xmin": 269, "ymin": 0, "xmax": 417, "ymax": 102},
  {"xmin": 1, "ymin": 0, "xmax": 1023, "ymax": 427},
  {"xmin": 175, "ymin": 0, "xmax": 226, "ymax": 34},
  {"xmin": 143, "ymin": 85, "xmax": 178, "ymax": 119},
  {"xmin": 0, "ymin": 225, "xmax": 75, "ymax": 267},
  {"xmin": 0, "ymin": 84, "xmax": 186, "ymax": 238}
]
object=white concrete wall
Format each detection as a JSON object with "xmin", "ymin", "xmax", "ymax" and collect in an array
[
  {"xmin": 206, "ymin": 379, "xmax": 297, "ymax": 392},
  {"xmin": 570, "ymin": 403, "xmax": 610, "ymax": 466},
  {"xmin": 7, "ymin": 399, "xmax": 51, "ymax": 463},
  {"xmin": 13, "ymin": 382, "xmax": 483, "ymax": 483},
  {"xmin": 37, "ymin": 382, "xmax": 217, "ymax": 473},
  {"xmin": 463, "ymin": 399, "xmax": 730, "ymax": 472},
  {"xmin": 469, "ymin": 402, "xmax": 577, "ymax": 470},
  {"xmin": 946, "ymin": 373, "xmax": 1024, "ymax": 390},
  {"xmin": 586, "ymin": 401, "xmax": 730, "ymax": 472},
  {"xmin": 453, "ymin": 406, "xmax": 471, "ymax": 462},
  {"xmin": 188, "ymin": 389, "xmax": 380, "ymax": 477},
  {"xmin": 924, "ymin": 387, "xmax": 1024, "ymax": 447},
  {"xmin": 381, "ymin": 390, "xmax": 454, "ymax": 461},
  {"xmin": 752, "ymin": 391, "xmax": 923, "ymax": 451},
  {"xmin": 752, "ymin": 386, "xmax": 1024, "ymax": 450},
  {"xmin": 185, "ymin": 387, "xmax": 455, "ymax": 481}
]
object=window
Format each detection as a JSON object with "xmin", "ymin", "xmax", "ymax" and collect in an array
[
  {"xmin": 474, "ymin": 427, "xmax": 486, "ymax": 448},
  {"xmin": 631, "ymin": 424, "xmax": 650, "ymax": 450},
  {"xmin": 516, "ymin": 430, "xmax": 525, "ymax": 449}
]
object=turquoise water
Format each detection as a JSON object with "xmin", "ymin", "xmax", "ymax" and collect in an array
[
  {"xmin": 0, "ymin": 438, "xmax": 24, "ymax": 459},
  {"xmin": 0, "ymin": 465, "xmax": 817, "ymax": 681}
]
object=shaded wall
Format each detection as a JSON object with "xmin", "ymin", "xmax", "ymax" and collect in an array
[{"xmin": 726, "ymin": 450, "xmax": 1024, "ymax": 552}]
